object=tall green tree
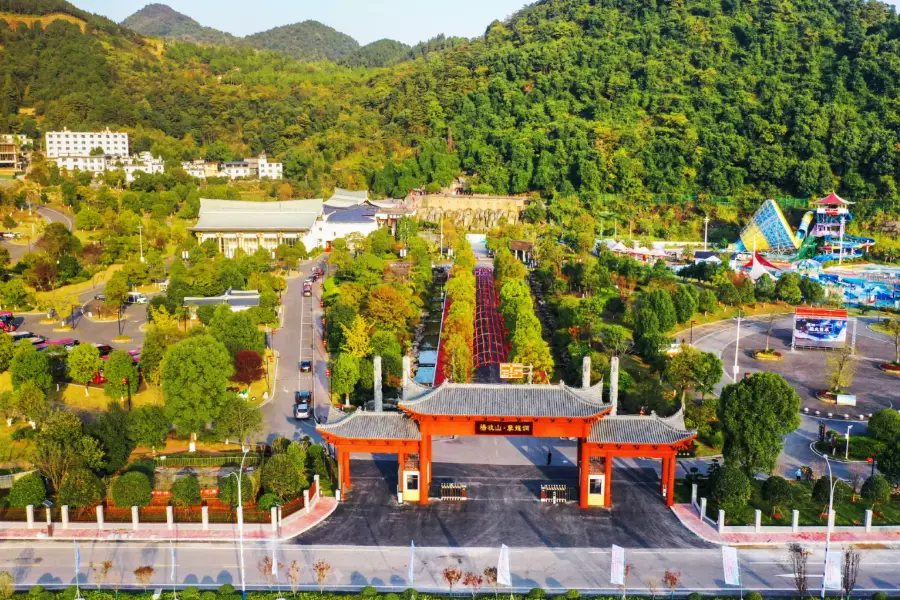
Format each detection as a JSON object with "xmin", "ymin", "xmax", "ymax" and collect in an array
[
  {"xmin": 161, "ymin": 335, "xmax": 234, "ymax": 436},
  {"xmin": 10, "ymin": 344, "xmax": 52, "ymax": 393},
  {"xmin": 717, "ymin": 373, "xmax": 801, "ymax": 475},
  {"xmin": 103, "ymin": 350, "xmax": 139, "ymax": 401},
  {"xmin": 208, "ymin": 304, "xmax": 265, "ymax": 357},
  {"xmin": 216, "ymin": 395, "xmax": 264, "ymax": 444},
  {"xmin": 66, "ymin": 343, "xmax": 102, "ymax": 394}
]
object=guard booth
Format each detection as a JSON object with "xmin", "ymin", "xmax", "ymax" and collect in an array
[
  {"xmin": 586, "ymin": 456, "xmax": 608, "ymax": 507},
  {"xmin": 401, "ymin": 456, "xmax": 421, "ymax": 503}
]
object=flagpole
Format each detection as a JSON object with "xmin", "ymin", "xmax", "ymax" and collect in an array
[
  {"xmin": 170, "ymin": 542, "xmax": 178, "ymax": 600},
  {"xmin": 74, "ymin": 541, "xmax": 82, "ymax": 600}
]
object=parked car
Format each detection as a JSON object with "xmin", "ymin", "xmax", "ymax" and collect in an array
[
  {"xmin": 0, "ymin": 311, "xmax": 17, "ymax": 332},
  {"xmin": 299, "ymin": 360, "xmax": 312, "ymax": 372},
  {"xmin": 126, "ymin": 292, "xmax": 148, "ymax": 305},
  {"xmin": 94, "ymin": 293, "xmax": 106, "ymax": 302},
  {"xmin": 93, "ymin": 344, "xmax": 114, "ymax": 357},
  {"xmin": 10, "ymin": 331, "xmax": 32, "ymax": 342},
  {"xmin": 294, "ymin": 391, "xmax": 312, "ymax": 420}
]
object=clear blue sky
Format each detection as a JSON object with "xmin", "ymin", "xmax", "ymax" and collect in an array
[{"xmin": 71, "ymin": 0, "xmax": 532, "ymax": 46}]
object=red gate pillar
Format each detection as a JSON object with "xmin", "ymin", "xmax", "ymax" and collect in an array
[
  {"xmin": 397, "ymin": 452, "xmax": 406, "ymax": 495},
  {"xmin": 666, "ymin": 453, "xmax": 676, "ymax": 507},
  {"xmin": 342, "ymin": 449, "xmax": 352, "ymax": 491},
  {"xmin": 604, "ymin": 453, "xmax": 613, "ymax": 507},
  {"xmin": 579, "ymin": 442, "xmax": 591, "ymax": 509},
  {"xmin": 660, "ymin": 456, "xmax": 669, "ymax": 495},
  {"xmin": 419, "ymin": 434, "xmax": 431, "ymax": 505}
]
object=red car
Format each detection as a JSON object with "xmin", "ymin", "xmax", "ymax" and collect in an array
[{"xmin": 0, "ymin": 311, "xmax": 17, "ymax": 333}]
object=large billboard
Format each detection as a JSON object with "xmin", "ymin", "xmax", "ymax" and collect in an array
[{"xmin": 793, "ymin": 308, "xmax": 849, "ymax": 347}]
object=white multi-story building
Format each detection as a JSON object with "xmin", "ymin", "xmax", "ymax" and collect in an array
[
  {"xmin": 255, "ymin": 153, "xmax": 283, "ymax": 180},
  {"xmin": 182, "ymin": 160, "xmax": 220, "ymax": 179},
  {"xmin": 53, "ymin": 155, "xmax": 109, "ymax": 174},
  {"xmin": 0, "ymin": 134, "xmax": 31, "ymax": 169},
  {"xmin": 53, "ymin": 151, "xmax": 164, "ymax": 180},
  {"xmin": 223, "ymin": 161, "xmax": 252, "ymax": 180},
  {"xmin": 44, "ymin": 128, "xmax": 129, "ymax": 158}
]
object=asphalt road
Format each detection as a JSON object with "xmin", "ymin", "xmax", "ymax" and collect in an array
[
  {"xmin": 1, "ymin": 540, "xmax": 897, "ymax": 594},
  {"xmin": 2, "ymin": 206, "xmax": 74, "ymax": 263},
  {"xmin": 689, "ymin": 315, "xmax": 899, "ymax": 415},
  {"xmin": 262, "ymin": 258, "xmax": 331, "ymax": 445}
]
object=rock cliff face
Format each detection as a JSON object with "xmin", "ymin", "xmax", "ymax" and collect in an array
[{"xmin": 417, "ymin": 207, "xmax": 519, "ymax": 230}]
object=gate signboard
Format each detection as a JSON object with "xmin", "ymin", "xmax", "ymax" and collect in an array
[
  {"xmin": 500, "ymin": 363, "xmax": 524, "ymax": 379},
  {"xmin": 476, "ymin": 422, "xmax": 533, "ymax": 435}
]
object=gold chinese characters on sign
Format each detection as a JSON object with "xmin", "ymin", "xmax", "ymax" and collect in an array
[
  {"xmin": 499, "ymin": 363, "xmax": 524, "ymax": 379},
  {"xmin": 475, "ymin": 422, "xmax": 534, "ymax": 436}
]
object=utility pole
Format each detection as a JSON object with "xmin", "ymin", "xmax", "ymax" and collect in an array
[
  {"xmin": 845, "ymin": 424, "xmax": 853, "ymax": 460},
  {"xmin": 439, "ymin": 216, "xmax": 444, "ymax": 259},
  {"xmin": 138, "ymin": 224, "xmax": 145, "ymax": 263},
  {"xmin": 703, "ymin": 216, "xmax": 710, "ymax": 252}
]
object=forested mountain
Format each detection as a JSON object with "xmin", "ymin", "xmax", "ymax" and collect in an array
[
  {"xmin": 121, "ymin": 3, "xmax": 239, "ymax": 46},
  {"xmin": 241, "ymin": 21, "xmax": 359, "ymax": 62},
  {"xmin": 0, "ymin": 0, "xmax": 132, "ymax": 36},
  {"xmin": 3, "ymin": 0, "xmax": 900, "ymax": 210},
  {"xmin": 342, "ymin": 39, "xmax": 411, "ymax": 68}
]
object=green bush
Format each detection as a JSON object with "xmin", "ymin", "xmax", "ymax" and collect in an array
[
  {"xmin": 217, "ymin": 584, "xmax": 235, "ymax": 596},
  {"xmin": 360, "ymin": 586, "xmax": 378, "ymax": 597},
  {"xmin": 813, "ymin": 477, "xmax": 852, "ymax": 504},
  {"xmin": 861, "ymin": 475, "xmax": 892, "ymax": 508},
  {"xmin": 528, "ymin": 588, "xmax": 547, "ymax": 599},
  {"xmin": 11, "ymin": 426, "xmax": 38, "ymax": 441},
  {"xmin": 180, "ymin": 587, "xmax": 200, "ymax": 600},
  {"xmin": 564, "ymin": 590, "xmax": 580, "ymax": 600},
  {"xmin": 171, "ymin": 474, "xmax": 201, "ymax": 507},
  {"xmin": 686, "ymin": 594, "xmax": 703, "ymax": 600},
  {"xmin": 257, "ymin": 492, "xmax": 279, "ymax": 511},
  {"xmin": 8, "ymin": 472, "xmax": 47, "ymax": 508},
  {"xmin": 868, "ymin": 409, "xmax": 900, "ymax": 443},
  {"xmin": 199, "ymin": 592, "xmax": 216, "ymax": 600},
  {"xmin": 111, "ymin": 471, "xmax": 153, "ymax": 508},
  {"xmin": 745, "ymin": 593, "xmax": 762, "ymax": 600},
  {"xmin": 711, "ymin": 466, "xmax": 752, "ymax": 513},
  {"xmin": 873, "ymin": 593, "xmax": 887, "ymax": 600},
  {"xmin": 384, "ymin": 594, "xmax": 401, "ymax": 600}
]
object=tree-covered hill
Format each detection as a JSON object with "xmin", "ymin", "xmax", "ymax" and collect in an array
[
  {"xmin": 0, "ymin": 0, "xmax": 132, "ymax": 36},
  {"xmin": 121, "ymin": 3, "xmax": 240, "ymax": 47},
  {"xmin": 242, "ymin": 20, "xmax": 360, "ymax": 62},
  {"xmin": 342, "ymin": 39, "xmax": 411, "ymax": 68},
  {"xmin": 3, "ymin": 0, "xmax": 900, "ymax": 211}
]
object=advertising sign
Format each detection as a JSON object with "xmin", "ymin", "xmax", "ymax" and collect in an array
[
  {"xmin": 610, "ymin": 545, "xmax": 625, "ymax": 586},
  {"xmin": 794, "ymin": 316, "xmax": 848, "ymax": 343},
  {"xmin": 476, "ymin": 422, "xmax": 533, "ymax": 436},
  {"xmin": 836, "ymin": 394, "xmax": 857, "ymax": 406},
  {"xmin": 722, "ymin": 546, "xmax": 741, "ymax": 587},
  {"xmin": 824, "ymin": 551, "xmax": 842, "ymax": 590},
  {"xmin": 500, "ymin": 363, "xmax": 524, "ymax": 379}
]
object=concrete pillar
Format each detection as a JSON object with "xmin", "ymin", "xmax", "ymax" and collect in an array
[
  {"xmin": 25, "ymin": 505, "xmax": 34, "ymax": 529},
  {"xmin": 314, "ymin": 474, "xmax": 320, "ymax": 500},
  {"xmin": 582, "ymin": 355, "xmax": 591, "ymax": 389},
  {"xmin": 699, "ymin": 498, "xmax": 707, "ymax": 521},
  {"xmin": 691, "ymin": 483, "xmax": 698, "ymax": 505},
  {"xmin": 827, "ymin": 509, "xmax": 836, "ymax": 533},
  {"xmin": 792, "ymin": 510, "xmax": 800, "ymax": 533},
  {"xmin": 96, "ymin": 505, "xmax": 104, "ymax": 530},
  {"xmin": 61, "ymin": 506, "xmax": 69, "ymax": 529},
  {"xmin": 270, "ymin": 506, "xmax": 278, "ymax": 531},
  {"xmin": 131, "ymin": 506, "xmax": 139, "ymax": 531},
  {"xmin": 277, "ymin": 505, "xmax": 283, "ymax": 527},
  {"xmin": 402, "ymin": 355, "xmax": 411, "ymax": 390},
  {"xmin": 201, "ymin": 505, "xmax": 209, "ymax": 530},
  {"xmin": 373, "ymin": 356, "xmax": 383, "ymax": 412},
  {"xmin": 166, "ymin": 505, "xmax": 174, "ymax": 530},
  {"xmin": 865, "ymin": 509, "xmax": 873, "ymax": 532},
  {"xmin": 754, "ymin": 509, "xmax": 762, "ymax": 533},
  {"xmin": 304, "ymin": 490, "xmax": 311, "ymax": 515},
  {"xmin": 335, "ymin": 490, "xmax": 341, "ymax": 502},
  {"xmin": 609, "ymin": 357, "xmax": 619, "ymax": 415},
  {"xmin": 236, "ymin": 506, "xmax": 244, "ymax": 530},
  {"xmin": 717, "ymin": 509, "xmax": 726, "ymax": 534}
]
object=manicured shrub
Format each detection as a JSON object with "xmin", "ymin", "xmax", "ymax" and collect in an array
[
  {"xmin": 813, "ymin": 477, "xmax": 852, "ymax": 504},
  {"xmin": 257, "ymin": 492, "xmax": 279, "ymax": 511},
  {"xmin": 873, "ymin": 593, "xmax": 887, "ymax": 600},
  {"xmin": 861, "ymin": 475, "xmax": 892, "ymax": 508},
  {"xmin": 217, "ymin": 584, "xmax": 235, "ymax": 596},
  {"xmin": 761, "ymin": 476, "xmax": 792, "ymax": 515},
  {"xmin": 360, "ymin": 586, "xmax": 378, "ymax": 597},
  {"xmin": 711, "ymin": 466, "xmax": 752, "ymax": 514},
  {"xmin": 171, "ymin": 474, "xmax": 201, "ymax": 507},
  {"xmin": 528, "ymin": 588, "xmax": 547, "ymax": 599},
  {"xmin": 687, "ymin": 593, "xmax": 703, "ymax": 600},
  {"xmin": 58, "ymin": 469, "xmax": 105, "ymax": 509},
  {"xmin": 8, "ymin": 472, "xmax": 47, "ymax": 508},
  {"xmin": 745, "ymin": 593, "xmax": 763, "ymax": 600},
  {"xmin": 384, "ymin": 594, "xmax": 401, "ymax": 600},
  {"xmin": 564, "ymin": 590, "xmax": 580, "ymax": 600},
  {"xmin": 111, "ymin": 471, "xmax": 153, "ymax": 508},
  {"xmin": 868, "ymin": 409, "xmax": 900, "ymax": 443}
]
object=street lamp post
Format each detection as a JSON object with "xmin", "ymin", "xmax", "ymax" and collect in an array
[
  {"xmin": 703, "ymin": 216, "xmax": 710, "ymax": 252},
  {"xmin": 732, "ymin": 310, "xmax": 743, "ymax": 383},
  {"xmin": 227, "ymin": 448, "xmax": 250, "ymax": 600},
  {"xmin": 820, "ymin": 456, "xmax": 838, "ymax": 600},
  {"xmin": 845, "ymin": 424, "xmax": 854, "ymax": 461},
  {"xmin": 138, "ymin": 224, "xmax": 144, "ymax": 263}
]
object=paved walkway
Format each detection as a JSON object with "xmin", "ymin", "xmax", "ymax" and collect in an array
[{"xmin": 0, "ymin": 497, "xmax": 336, "ymax": 542}]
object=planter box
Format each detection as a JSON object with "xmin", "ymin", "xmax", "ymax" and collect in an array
[
  {"xmin": 753, "ymin": 350, "xmax": 783, "ymax": 362},
  {"xmin": 880, "ymin": 363, "xmax": 900, "ymax": 375}
]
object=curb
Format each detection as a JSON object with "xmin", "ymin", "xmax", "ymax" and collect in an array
[{"xmin": 807, "ymin": 441, "xmax": 871, "ymax": 464}]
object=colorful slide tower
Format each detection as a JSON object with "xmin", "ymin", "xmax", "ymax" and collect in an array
[{"xmin": 735, "ymin": 193, "xmax": 874, "ymax": 262}]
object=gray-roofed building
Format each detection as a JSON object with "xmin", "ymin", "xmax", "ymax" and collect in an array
[
  {"xmin": 183, "ymin": 288, "xmax": 260, "ymax": 314},
  {"xmin": 192, "ymin": 198, "xmax": 324, "ymax": 256},
  {"xmin": 319, "ymin": 412, "xmax": 421, "ymax": 441},
  {"xmin": 324, "ymin": 187, "xmax": 369, "ymax": 208},
  {"xmin": 588, "ymin": 410, "xmax": 694, "ymax": 445}
]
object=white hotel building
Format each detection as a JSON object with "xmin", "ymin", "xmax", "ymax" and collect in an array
[{"xmin": 45, "ymin": 128, "xmax": 129, "ymax": 158}]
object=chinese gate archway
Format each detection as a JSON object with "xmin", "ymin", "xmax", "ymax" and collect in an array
[{"xmin": 319, "ymin": 358, "xmax": 696, "ymax": 509}]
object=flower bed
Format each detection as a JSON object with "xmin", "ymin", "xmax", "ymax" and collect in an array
[
  {"xmin": 880, "ymin": 362, "xmax": 900, "ymax": 374},
  {"xmin": 753, "ymin": 349, "xmax": 783, "ymax": 361}
]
